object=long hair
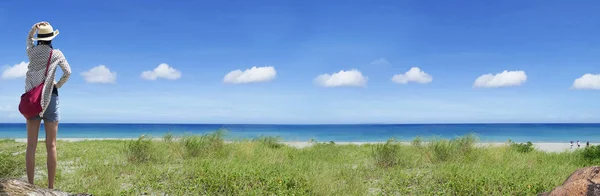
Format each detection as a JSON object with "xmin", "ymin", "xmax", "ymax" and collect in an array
[{"xmin": 37, "ymin": 40, "xmax": 53, "ymax": 48}]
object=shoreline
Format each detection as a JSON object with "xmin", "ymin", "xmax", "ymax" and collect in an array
[{"xmin": 6, "ymin": 138, "xmax": 593, "ymax": 153}]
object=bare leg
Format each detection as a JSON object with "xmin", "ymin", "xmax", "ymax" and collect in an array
[
  {"xmin": 44, "ymin": 121, "xmax": 58, "ymax": 189},
  {"xmin": 26, "ymin": 119, "xmax": 42, "ymax": 185}
]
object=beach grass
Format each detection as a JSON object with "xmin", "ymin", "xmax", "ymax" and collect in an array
[{"xmin": 1, "ymin": 132, "xmax": 598, "ymax": 195}]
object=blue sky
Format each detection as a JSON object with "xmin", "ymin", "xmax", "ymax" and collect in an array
[{"xmin": 1, "ymin": 0, "xmax": 600, "ymax": 124}]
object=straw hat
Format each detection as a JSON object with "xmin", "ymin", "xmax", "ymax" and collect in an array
[{"xmin": 32, "ymin": 23, "xmax": 59, "ymax": 41}]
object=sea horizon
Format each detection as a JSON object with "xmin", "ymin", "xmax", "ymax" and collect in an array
[
  {"xmin": 3, "ymin": 122, "xmax": 600, "ymax": 125},
  {"xmin": 1, "ymin": 123, "xmax": 599, "ymax": 143}
]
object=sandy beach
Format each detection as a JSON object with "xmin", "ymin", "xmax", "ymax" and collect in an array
[{"xmin": 11, "ymin": 138, "xmax": 592, "ymax": 153}]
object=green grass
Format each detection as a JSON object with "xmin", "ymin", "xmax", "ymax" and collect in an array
[
  {"xmin": 253, "ymin": 136, "xmax": 284, "ymax": 149},
  {"xmin": 0, "ymin": 152, "xmax": 24, "ymax": 178},
  {"xmin": 509, "ymin": 140, "xmax": 535, "ymax": 153},
  {"xmin": 0, "ymin": 133, "xmax": 596, "ymax": 195},
  {"xmin": 0, "ymin": 139, "xmax": 25, "ymax": 179}
]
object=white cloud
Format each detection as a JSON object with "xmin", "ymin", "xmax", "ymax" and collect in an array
[
  {"xmin": 81, "ymin": 65, "xmax": 117, "ymax": 84},
  {"xmin": 141, "ymin": 63, "xmax": 182, "ymax": 80},
  {"xmin": 370, "ymin": 58, "xmax": 390, "ymax": 66},
  {"xmin": 223, "ymin": 66, "xmax": 277, "ymax": 84},
  {"xmin": 473, "ymin": 70, "xmax": 527, "ymax": 88},
  {"xmin": 572, "ymin": 74, "xmax": 600, "ymax": 90},
  {"xmin": 314, "ymin": 69, "xmax": 367, "ymax": 87},
  {"xmin": 391, "ymin": 67, "xmax": 432, "ymax": 84},
  {"xmin": 1, "ymin": 61, "xmax": 28, "ymax": 80}
]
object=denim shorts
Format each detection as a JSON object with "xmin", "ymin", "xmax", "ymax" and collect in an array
[{"xmin": 28, "ymin": 94, "xmax": 60, "ymax": 122}]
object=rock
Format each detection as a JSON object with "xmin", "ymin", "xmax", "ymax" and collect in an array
[
  {"xmin": 540, "ymin": 166, "xmax": 600, "ymax": 196},
  {"xmin": 0, "ymin": 178, "xmax": 91, "ymax": 196}
]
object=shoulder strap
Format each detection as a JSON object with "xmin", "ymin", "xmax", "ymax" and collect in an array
[{"xmin": 44, "ymin": 50, "xmax": 53, "ymax": 77}]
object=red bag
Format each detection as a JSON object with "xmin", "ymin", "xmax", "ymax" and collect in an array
[{"xmin": 19, "ymin": 50, "xmax": 53, "ymax": 119}]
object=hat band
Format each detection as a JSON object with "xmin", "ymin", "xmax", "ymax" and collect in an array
[{"xmin": 37, "ymin": 32, "xmax": 54, "ymax": 38}]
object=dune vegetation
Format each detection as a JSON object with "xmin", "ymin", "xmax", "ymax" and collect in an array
[{"xmin": 1, "ymin": 131, "xmax": 600, "ymax": 195}]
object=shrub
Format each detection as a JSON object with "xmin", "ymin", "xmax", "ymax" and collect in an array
[
  {"xmin": 181, "ymin": 131, "xmax": 225, "ymax": 158},
  {"xmin": 582, "ymin": 145, "xmax": 600, "ymax": 163},
  {"xmin": 509, "ymin": 141, "xmax": 534, "ymax": 153},
  {"xmin": 125, "ymin": 135, "xmax": 155, "ymax": 163},
  {"xmin": 163, "ymin": 132, "xmax": 174, "ymax": 142},
  {"xmin": 253, "ymin": 136, "xmax": 284, "ymax": 149},
  {"xmin": 412, "ymin": 136, "xmax": 423, "ymax": 147},
  {"xmin": 427, "ymin": 134, "xmax": 478, "ymax": 163},
  {"xmin": 182, "ymin": 136, "xmax": 205, "ymax": 157},
  {"xmin": 454, "ymin": 134, "xmax": 477, "ymax": 154},
  {"xmin": 372, "ymin": 139, "xmax": 400, "ymax": 168},
  {"xmin": 429, "ymin": 140, "xmax": 453, "ymax": 162}
]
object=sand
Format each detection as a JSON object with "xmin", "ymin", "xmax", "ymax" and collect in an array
[{"xmin": 10, "ymin": 138, "xmax": 593, "ymax": 153}]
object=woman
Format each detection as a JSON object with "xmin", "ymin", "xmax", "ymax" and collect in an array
[{"xmin": 24, "ymin": 21, "xmax": 71, "ymax": 189}]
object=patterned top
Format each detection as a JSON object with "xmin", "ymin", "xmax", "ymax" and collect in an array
[{"xmin": 25, "ymin": 24, "xmax": 71, "ymax": 116}]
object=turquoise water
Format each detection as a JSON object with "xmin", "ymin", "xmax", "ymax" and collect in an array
[{"xmin": 0, "ymin": 123, "xmax": 599, "ymax": 143}]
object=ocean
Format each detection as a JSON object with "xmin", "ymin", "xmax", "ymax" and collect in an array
[{"xmin": 0, "ymin": 123, "xmax": 598, "ymax": 143}]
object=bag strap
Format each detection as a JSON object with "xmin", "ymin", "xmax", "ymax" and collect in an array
[{"xmin": 44, "ymin": 50, "xmax": 53, "ymax": 77}]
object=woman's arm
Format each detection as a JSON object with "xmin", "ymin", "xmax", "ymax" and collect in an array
[
  {"xmin": 26, "ymin": 22, "xmax": 48, "ymax": 50},
  {"xmin": 55, "ymin": 51, "xmax": 72, "ymax": 88},
  {"xmin": 26, "ymin": 24, "xmax": 37, "ymax": 50}
]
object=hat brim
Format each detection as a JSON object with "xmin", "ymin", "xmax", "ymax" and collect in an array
[{"xmin": 32, "ymin": 30, "xmax": 59, "ymax": 41}]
